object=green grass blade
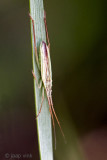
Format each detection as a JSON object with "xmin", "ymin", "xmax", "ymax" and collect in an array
[{"xmin": 29, "ymin": 0, "xmax": 53, "ymax": 160}]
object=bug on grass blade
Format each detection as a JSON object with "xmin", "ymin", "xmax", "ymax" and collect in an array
[{"xmin": 29, "ymin": 11, "xmax": 66, "ymax": 148}]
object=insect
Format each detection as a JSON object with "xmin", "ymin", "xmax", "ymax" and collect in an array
[{"xmin": 29, "ymin": 11, "xmax": 65, "ymax": 147}]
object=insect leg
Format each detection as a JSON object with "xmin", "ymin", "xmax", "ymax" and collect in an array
[
  {"xmin": 49, "ymin": 105, "xmax": 56, "ymax": 149},
  {"xmin": 32, "ymin": 70, "xmax": 42, "ymax": 89},
  {"xmin": 50, "ymin": 98, "xmax": 66, "ymax": 143},
  {"xmin": 44, "ymin": 11, "xmax": 50, "ymax": 49},
  {"xmin": 36, "ymin": 88, "xmax": 44, "ymax": 119},
  {"xmin": 29, "ymin": 13, "xmax": 39, "ymax": 68}
]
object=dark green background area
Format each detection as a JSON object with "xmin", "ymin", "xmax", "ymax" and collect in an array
[{"xmin": 0, "ymin": 0, "xmax": 106, "ymax": 160}]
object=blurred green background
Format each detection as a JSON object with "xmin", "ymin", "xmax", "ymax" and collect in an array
[{"xmin": 0, "ymin": 0, "xmax": 107, "ymax": 160}]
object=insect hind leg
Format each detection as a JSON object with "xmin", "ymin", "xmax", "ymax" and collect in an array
[
  {"xmin": 50, "ymin": 98, "xmax": 66, "ymax": 143},
  {"xmin": 49, "ymin": 106, "xmax": 56, "ymax": 149}
]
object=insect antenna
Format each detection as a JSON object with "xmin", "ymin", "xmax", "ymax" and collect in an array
[
  {"xmin": 50, "ymin": 98, "xmax": 66, "ymax": 143},
  {"xmin": 44, "ymin": 10, "xmax": 50, "ymax": 49},
  {"xmin": 29, "ymin": 13, "xmax": 39, "ymax": 68}
]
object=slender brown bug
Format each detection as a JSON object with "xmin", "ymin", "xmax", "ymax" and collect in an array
[{"xmin": 29, "ymin": 11, "xmax": 66, "ymax": 148}]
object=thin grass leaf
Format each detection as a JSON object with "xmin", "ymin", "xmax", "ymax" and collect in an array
[{"xmin": 29, "ymin": 0, "xmax": 53, "ymax": 160}]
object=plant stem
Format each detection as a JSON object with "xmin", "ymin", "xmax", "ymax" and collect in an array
[{"xmin": 29, "ymin": 0, "xmax": 53, "ymax": 160}]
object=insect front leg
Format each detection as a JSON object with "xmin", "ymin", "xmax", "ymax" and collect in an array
[
  {"xmin": 44, "ymin": 11, "xmax": 50, "ymax": 50},
  {"xmin": 32, "ymin": 70, "xmax": 42, "ymax": 89},
  {"xmin": 36, "ymin": 88, "xmax": 44, "ymax": 118},
  {"xmin": 29, "ymin": 13, "xmax": 40, "ymax": 69}
]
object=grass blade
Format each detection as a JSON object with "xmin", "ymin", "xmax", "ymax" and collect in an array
[{"xmin": 29, "ymin": 0, "xmax": 53, "ymax": 160}]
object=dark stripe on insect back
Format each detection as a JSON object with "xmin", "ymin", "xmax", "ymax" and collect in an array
[{"xmin": 42, "ymin": 41, "xmax": 48, "ymax": 57}]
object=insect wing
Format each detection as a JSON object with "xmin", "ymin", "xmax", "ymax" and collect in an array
[{"xmin": 40, "ymin": 42, "xmax": 52, "ymax": 86}]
